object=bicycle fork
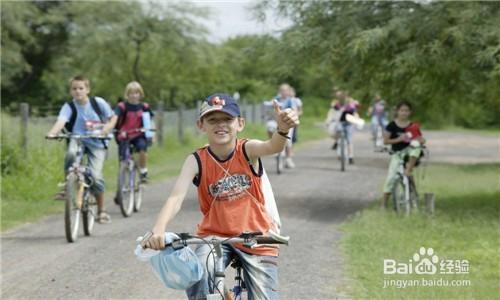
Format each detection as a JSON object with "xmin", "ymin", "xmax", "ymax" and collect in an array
[{"xmin": 207, "ymin": 244, "xmax": 226, "ymax": 300}]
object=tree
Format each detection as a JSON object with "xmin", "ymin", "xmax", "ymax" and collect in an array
[{"xmin": 254, "ymin": 1, "xmax": 500, "ymax": 127}]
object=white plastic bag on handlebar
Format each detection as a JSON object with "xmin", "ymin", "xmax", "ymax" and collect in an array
[{"xmin": 134, "ymin": 232, "xmax": 203, "ymax": 290}]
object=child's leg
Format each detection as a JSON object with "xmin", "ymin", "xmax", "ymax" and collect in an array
[
  {"xmin": 85, "ymin": 146, "xmax": 107, "ymax": 212},
  {"xmin": 185, "ymin": 243, "xmax": 233, "ymax": 300},
  {"xmin": 234, "ymin": 247, "xmax": 278, "ymax": 300},
  {"xmin": 132, "ymin": 137, "xmax": 148, "ymax": 172},
  {"xmin": 371, "ymin": 116, "xmax": 378, "ymax": 140},
  {"xmin": 382, "ymin": 154, "xmax": 400, "ymax": 208},
  {"xmin": 63, "ymin": 139, "xmax": 79, "ymax": 174},
  {"xmin": 346, "ymin": 125, "xmax": 354, "ymax": 158},
  {"xmin": 405, "ymin": 147, "xmax": 422, "ymax": 176}
]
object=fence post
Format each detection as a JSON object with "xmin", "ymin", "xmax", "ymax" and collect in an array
[
  {"xmin": 251, "ymin": 103, "xmax": 257, "ymax": 124},
  {"xmin": 178, "ymin": 103, "xmax": 184, "ymax": 143},
  {"xmin": 156, "ymin": 102, "xmax": 164, "ymax": 147},
  {"xmin": 425, "ymin": 193, "xmax": 435, "ymax": 215},
  {"xmin": 20, "ymin": 103, "xmax": 29, "ymax": 154}
]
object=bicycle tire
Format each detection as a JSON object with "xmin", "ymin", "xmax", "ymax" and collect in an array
[
  {"xmin": 119, "ymin": 161, "xmax": 134, "ymax": 217},
  {"xmin": 340, "ymin": 132, "xmax": 346, "ymax": 172},
  {"xmin": 409, "ymin": 177, "xmax": 419, "ymax": 210},
  {"xmin": 276, "ymin": 153, "xmax": 282, "ymax": 175},
  {"xmin": 65, "ymin": 173, "xmax": 81, "ymax": 243},
  {"xmin": 134, "ymin": 168, "xmax": 143, "ymax": 212},
  {"xmin": 82, "ymin": 192, "xmax": 96, "ymax": 236},
  {"xmin": 392, "ymin": 177, "xmax": 410, "ymax": 216}
]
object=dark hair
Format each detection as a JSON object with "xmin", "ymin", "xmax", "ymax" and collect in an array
[{"xmin": 396, "ymin": 101, "xmax": 412, "ymax": 111}]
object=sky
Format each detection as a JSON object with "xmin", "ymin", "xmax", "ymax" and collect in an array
[{"xmin": 186, "ymin": 0, "xmax": 293, "ymax": 42}]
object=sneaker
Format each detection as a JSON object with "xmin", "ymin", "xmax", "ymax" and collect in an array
[
  {"xmin": 54, "ymin": 191, "xmax": 66, "ymax": 201},
  {"xmin": 331, "ymin": 142, "xmax": 338, "ymax": 150},
  {"xmin": 54, "ymin": 182, "xmax": 66, "ymax": 201},
  {"xmin": 97, "ymin": 211, "xmax": 112, "ymax": 224},
  {"xmin": 349, "ymin": 158, "xmax": 354, "ymax": 165},
  {"xmin": 285, "ymin": 158, "xmax": 296, "ymax": 169},
  {"xmin": 140, "ymin": 172, "xmax": 149, "ymax": 183}
]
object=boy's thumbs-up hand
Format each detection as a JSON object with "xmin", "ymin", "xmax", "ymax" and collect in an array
[{"xmin": 273, "ymin": 100, "xmax": 299, "ymax": 132}]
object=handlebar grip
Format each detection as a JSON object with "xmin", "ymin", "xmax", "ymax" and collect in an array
[{"xmin": 255, "ymin": 235, "xmax": 289, "ymax": 245}]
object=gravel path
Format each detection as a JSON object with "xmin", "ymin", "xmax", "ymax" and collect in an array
[{"xmin": 2, "ymin": 130, "xmax": 498, "ymax": 299}]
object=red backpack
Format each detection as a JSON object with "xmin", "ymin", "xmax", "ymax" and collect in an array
[{"xmin": 114, "ymin": 102, "xmax": 150, "ymax": 141}]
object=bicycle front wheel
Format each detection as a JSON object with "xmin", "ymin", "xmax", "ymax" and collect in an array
[
  {"xmin": 133, "ymin": 168, "xmax": 143, "ymax": 212},
  {"xmin": 82, "ymin": 192, "xmax": 97, "ymax": 235},
  {"xmin": 392, "ymin": 177, "xmax": 410, "ymax": 216},
  {"xmin": 65, "ymin": 173, "xmax": 81, "ymax": 243},
  {"xmin": 119, "ymin": 162, "xmax": 134, "ymax": 217},
  {"xmin": 340, "ymin": 134, "xmax": 346, "ymax": 172},
  {"xmin": 276, "ymin": 153, "xmax": 282, "ymax": 175}
]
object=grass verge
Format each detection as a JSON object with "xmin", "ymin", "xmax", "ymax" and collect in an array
[{"xmin": 339, "ymin": 163, "xmax": 500, "ymax": 299}]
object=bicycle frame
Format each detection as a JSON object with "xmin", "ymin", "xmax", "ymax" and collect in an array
[
  {"xmin": 66, "ymin": 138, "xmax": 95, "ymax": 209},
  {"xmin": 392, "ymin": 147, "xmax": 421, "ymax": 214}
]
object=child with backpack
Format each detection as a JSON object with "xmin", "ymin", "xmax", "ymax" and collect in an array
[
  {"xmin": 114, "ymin": 81, "xmax": 154, "ymax": 183},
  {"xmin": 47, "ymin": 75, "xmax": 117, "ymax": 224}
]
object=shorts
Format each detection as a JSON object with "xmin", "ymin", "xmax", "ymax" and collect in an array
[
  {"xmin": 118, "ymin": 136, "xmax": 148, "ymax": 160},
  {"xmin": 335, "ymin": 122, "xmax": 354, "ymax": 144}
]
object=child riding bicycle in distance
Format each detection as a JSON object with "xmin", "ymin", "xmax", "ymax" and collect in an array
[
  {"xmin": 142, "ymin": 93, "xmax": 299, "ymax": 300},
  {"xmin": 114, "ymin": 81, "xmax": 154, "ymax": 183},
  {"xmin": 381, "ymin": 101, "xmax": 426, "ymax": 208},
  {"xmin": 46, "ymin": 75, "xmax": 117, "ymax": 224}
]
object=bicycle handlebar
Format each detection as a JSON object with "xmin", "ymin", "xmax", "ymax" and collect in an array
[
  {"xmin": 45, "ymin": 133, "xmax": 111, "ymax": 140},
  {"xmin": 138, "ymin": 231, "xmax": 290, "ymax": 250},
  {"xmin": 114, "ymin": 128, "xmax": 156, "ymax": 133}
]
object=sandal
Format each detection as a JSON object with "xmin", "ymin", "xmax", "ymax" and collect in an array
[{"xmin": 97, "ymin": 211, "xmax": 112, "ymax": 224}]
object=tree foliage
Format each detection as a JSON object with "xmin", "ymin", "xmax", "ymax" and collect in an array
[
  {"xmin": 255, "ymin": 0, "xmax": 500, "ymax": 127},
  {"xmin": 2, "ymin": 1, "xmax": 499, "ymax": 128}
]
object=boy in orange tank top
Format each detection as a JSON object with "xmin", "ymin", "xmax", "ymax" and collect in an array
[{"xmin": 143, "ymin": 93, "xmax": 299, "ymax": 299}]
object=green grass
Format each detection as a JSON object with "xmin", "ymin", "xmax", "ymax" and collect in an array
[
  {"xmin": 1, "ymin": 113, "xmax": 327, "ymax": 231},
  {"xmin": 339, "ymin": 163, "xmax": 500, "ymax": 299},
  {"xmin": 440, "ymin": 126, "xmax": 500, "ymax": 136}
]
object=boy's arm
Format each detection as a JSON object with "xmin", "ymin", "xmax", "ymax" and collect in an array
[
  {"xmin": 47, "ymin": 104, "xmax": 71, "ymax": 136},
  {"xmin": 47, "ymin": 120, "xmax": 67, "ymax": 136},
  {"xmin": 145, "ymin": 154, "xmax": 198, "ymax": 250},
  {"xmin": 101, "ymin": 115, "xmax": 117, "ymax": 135},
  {"xmin": 245, "ymin": 100, "xmax": 299, "ymax": 159},
  {"xmin": 100, "ymin": 99, "xmax": 118, "ymax": 135}
]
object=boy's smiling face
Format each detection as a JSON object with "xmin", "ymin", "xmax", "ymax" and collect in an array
[
  {"xmin": 198, "ymin": 111, "xmax": 245, "ymax": 146},
  {"xmin": 70, "ymin": 80, "xmax": 90, "ymax": 102}
]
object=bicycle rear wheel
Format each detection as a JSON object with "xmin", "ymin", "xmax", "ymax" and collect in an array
[
  {"xmin": 65, "ymin": 174, "xmax": 81, "ymax": 243},
  {"xmin": 409, "ymin": 177, "xmax": 419, "ymax": 210},
  {"xmin": 82, "ymin": 191, "xmax": 97, "ymax": 235},
  {"xmin": 392, "ymin": 177, "xmax": 410, "ymax": 215},
  {"xmin": 119, "ymin": 161, "xmax": 134, "ymax": 217},
  {"xmin": 276, "ymin": 153, "xmax": 282, "ymax": 175},
  {"xmin": 133, "ymin": 168, "xmax": 143, "ymax": 212}
]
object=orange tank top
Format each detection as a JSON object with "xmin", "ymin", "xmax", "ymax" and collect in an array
[{"xmin": 192, "ymin": 139, "xmax": 279, "ymax": 256}]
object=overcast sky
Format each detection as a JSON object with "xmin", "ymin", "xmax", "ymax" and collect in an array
[{"xmin": 186, "ymin": 0, "xmax": 292, "ymax": 42}]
